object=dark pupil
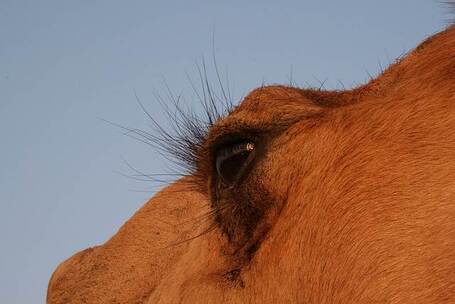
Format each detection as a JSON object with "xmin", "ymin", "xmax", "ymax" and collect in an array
[{"xmin": 216, "ymin": 142, "xmax": 254, "ymax": 185}]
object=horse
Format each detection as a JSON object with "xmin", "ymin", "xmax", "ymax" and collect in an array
[{"xmin": 47, "ymin": 24, "xmax": 455, "ymax": 303}]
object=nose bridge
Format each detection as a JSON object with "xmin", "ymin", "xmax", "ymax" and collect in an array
[{"xmin": 47, "ymin": 178, "xmax": 209, "ymax": 304}]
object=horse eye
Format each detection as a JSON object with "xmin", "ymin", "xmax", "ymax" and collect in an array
[{"xmin": 215, "ymin": 141, "xmax": 255, "ymax": 185}]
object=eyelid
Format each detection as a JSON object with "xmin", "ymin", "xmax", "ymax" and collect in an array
[
  {"xmin": 209, "ymin": 129, "xmax": 260, "ymax": 152},
  {"xmin": 216, "ymin": 142, "xmax": 255, "ymax": 164}
]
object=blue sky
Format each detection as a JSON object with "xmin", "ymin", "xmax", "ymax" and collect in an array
[{"xmin": 0, "ymin": 1, "xmax": 449, "ymax": 302}]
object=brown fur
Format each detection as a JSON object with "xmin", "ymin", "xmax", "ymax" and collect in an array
[{"xmin": 47, "ymin": 25, "xmax": 455, "ymax": 303}]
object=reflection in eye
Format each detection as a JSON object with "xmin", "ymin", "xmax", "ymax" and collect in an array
[{"xmin": 215, "ymin": 141, "xmax": 255, "ymax": 185}]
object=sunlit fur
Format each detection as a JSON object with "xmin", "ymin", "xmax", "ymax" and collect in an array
[{"xmin": 47, "ymin": 25, "xmax": 455, "ymax": 303}]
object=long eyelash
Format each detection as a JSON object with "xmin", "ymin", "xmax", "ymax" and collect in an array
[
  {"xmin": 114, "ymin": 59, "xmax": 235, "ymax": 194},
  {"xmin": 101, "ymin": 60, "xmax": 237, "ymax": 246}
]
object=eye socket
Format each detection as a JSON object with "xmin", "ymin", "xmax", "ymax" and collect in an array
[{"xmin": 215, "ymin": 141, "xmax": 255, "ymax": 185}]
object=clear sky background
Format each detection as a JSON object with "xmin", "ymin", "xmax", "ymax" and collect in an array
[{"xmin": 0, "ymin": 1, "xmax": 451, "ymax": 303}]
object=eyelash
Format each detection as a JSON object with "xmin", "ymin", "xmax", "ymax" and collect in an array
[{"xmin": 133, "ymin": 88, "xmax": 234, "ymax": 193}]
